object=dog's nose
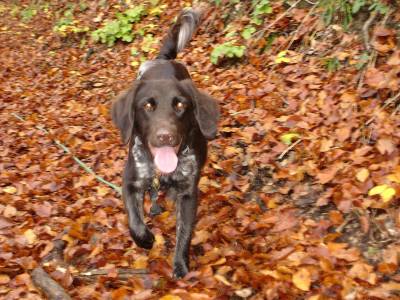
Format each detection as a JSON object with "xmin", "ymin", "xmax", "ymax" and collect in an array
[{"xmin": 156, "ymin": 129, "xmax": 175, "ymax": 146}]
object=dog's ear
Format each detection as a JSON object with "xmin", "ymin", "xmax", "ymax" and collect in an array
[
  {"xmin": 180, "ymin": 79, "xmax": 219, "ymax": 140},
  {"xmin": 111, "ymin": 83, "xmax": 137, "ymax": 144}
]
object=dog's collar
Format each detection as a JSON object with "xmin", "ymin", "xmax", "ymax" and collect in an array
[{"xmin": 152, "ymin": 175, "xmax": 160, "ymax": 191}]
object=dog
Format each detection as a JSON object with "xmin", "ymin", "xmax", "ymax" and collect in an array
[{"xmin": 111, "ymin": 8, "xmax": 219, "ymax": 278}]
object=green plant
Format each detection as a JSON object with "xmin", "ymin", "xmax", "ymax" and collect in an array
[
  {"xmin": 0, "ymin": 3, "xmax": 8, "ymax": 16},
  {"xmin": 320, "ymin": 0, "xmax": 390, "ymax": 29},
  {"xmin": 251, "ymin": 0, "xmax": 272, "ymax": 25},
  {"xmin": 53, "ymin": 7, "xmax": 89, "ymax": 37},
  {"xmin": 20, "ymin": 5, "xmax": 37, "ymax": 22},
  {"xmin": 241, "ymin": 26, "xmax": 256, "ymax": 40},
  {"xmin": 10, "ymin": 5, "xmax": 19, "ymax": 17},
  {"xmin": 211, "ymin": 41, "xmax": 246, "ymax": 64},
  {"xmin": 91, "ymin": 5, "xmax": 146, "ymax": 46},
  {"xmin": 355, "ymin": 52, "xmax": 369, "ymax": 70},
  {"xmin": 325, "ymin": 57, "xmax": 341, "ymax": 72},
  {"xmin": 141, "ymin": 34, "xmax": 157, "ymax": 53}
]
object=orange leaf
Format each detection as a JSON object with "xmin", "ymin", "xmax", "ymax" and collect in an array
[{"xmin": 292, "ymin": 268, "xmax": 311, "ymax": 291}]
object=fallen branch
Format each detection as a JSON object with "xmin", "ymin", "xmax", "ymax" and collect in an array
[
  {"xmin": 277, "ymin": 139, "xmax": 302, "ymax": 160},
  {"xmin": 31, "ymin": 267, "xmax": 71, "ymax": 300},
  {"xmin": 362, "ymin": 11, "xmax": 377, "ymax": 51},
  {"xmin": 335, "ymin": 214, "xmax": 354, "ymax": 233},
  {"xmin": 75, "ymin": 268, "xmax": 149, "ymax": 282},
  {"xmin": 79, "ymin": 268, "xmax": 148, "ymax": 276}
]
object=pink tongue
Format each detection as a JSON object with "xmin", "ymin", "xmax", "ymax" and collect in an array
[{"xmin": 153, "ymin": 146, "xmax": 178, "ymax": 173}]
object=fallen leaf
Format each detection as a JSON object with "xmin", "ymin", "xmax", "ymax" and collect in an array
[
  {"xmin": 280, "ymin": 133, "xmax": 300, "ymax": 145},
  {"xmin": 348, "ymin": 262, "xmax": 377, "ymax": 284},
  {"xmin": 160, "ymin": 296, "xmax": 181, "ymax": 300},
  {"xmin": 368, "ymin": 184, "xmax": 396, "ymax": 202},
  {"xmin": 214, "ymin": 274, "xmax": 231, "ymax": 286},
  {"xmin": 292, "ymin": 268, "xmax": 311, "ymax": 291},
  {"xmin": 381, "ymin": 187, "xmax": 396, "ymax": 202},
  {"xmin": 2, "ymin": 186, "xmax": 17, "ymax": 194},
  {"xmin": 376, "ymin": 138, "xmax": 395, "ymax": 155},
  {"xmin": 234, "ymin": 288, "xmax": 252, "ymax": 298},
  {"xmin": 159, "ymin": 295, "xmax": 182, "ymax": 300},
  {"xmin": 356, "ymin": 168, "xmax": 369, "ymax": 182},
  {"xmin": 0, "ymin": 274, "xmax": 10, "ymax": 284},
  {"xmin": 316, "ymin": 166, "xmax": 340, "ymax": 184},
  {"xmin": 3, "ymin": 205, "xmax": 17, "ymax": 218},
  {"xmin": 23, "ymin": 229, "xmax": 37, "ymax": 244}
]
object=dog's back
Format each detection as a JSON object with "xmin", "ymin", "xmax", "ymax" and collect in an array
[{"xmin": 138, "ymin": 9, "xmax": 200, "ymax": 81}]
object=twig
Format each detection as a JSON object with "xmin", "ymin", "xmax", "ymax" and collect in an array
[
  {"xmin": 31, "ymin": 267, "xmax": 71, "ymax": 300},
  {"xmin": 362, "ymin": 11, "xmax": 377, "ymax": 51},
  {"xmin": 79, "ymin": 268, "xmax": 148, "ymax": 276},
  {"xmin": 254, "ymin": 0, "xmax": 302, "ymax": 40},
  {"xmin": 392, "ymin": 103, "xmax": 400, "ymax": 116},
  {"xmin": 277, "ymin": 139, "xmax": 302, "ymax": 160},
  {"xmin": 42, "ymin": 240, "xmax": 67, "ymax": 265},
  {"xmin": 336, "ymin": 214, "xmax": 354, "ymax": 233},
  {"xmin": 11, "ymin": 113, "xmax": 122, "ymax": 194},
  {"xmin": 366, "ymin": 91, "xmax": 400, "ymax": 125},
  {"xmin": 357, "ymin": 65, "xmax": 367, "ymax": 91},
  {"xmin": 75, "ymin": 268, "xmax": 149, "ymax": 282},
  {"xmin": 286, "ymin": 1, "xmax": 319, "ymax": 50}
]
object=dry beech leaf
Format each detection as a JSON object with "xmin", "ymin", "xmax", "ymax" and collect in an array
[
  {"xmin": 292, "ymin": 268, "xmax": 311, "ymax": 291},
  {"xmin": 23, "ymin": 229, "xmax": 37, "ymax": 244},
  {"xmin": 316, "ymin": 165, "xmax": 340, "ymax": 184},
  {"xmin": 376, "ymin": 138, "xmax": 395, "ymax": 155},
  {"xmin": 369, "ymin": 184, "xmax": 396, "ymax": 202},
  {"xmin": 0, "ymin": 274, "xmax": 10, "ymax": 284},
  {"xmin": 160, "ymin": 296, "xmax": 182, "ymax": 300},
  {"xmin": 356, "ymin": 168, "xmax": 369, "ymax": 182},
  {"xmin": 3, "ymin": 205, "xmax": 17, "ymax": 218},
  {"xmin": 214, "ymin": 274, "xmax": 231, "ymax": 286},
  {"xmin": 2, "ymin": 186, "xmax": 17, "ymax": 194}
]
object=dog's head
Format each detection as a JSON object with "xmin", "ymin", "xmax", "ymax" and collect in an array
[{"xmin": 112, "ymin": 79, "xmax": 219, "ymax": 173}]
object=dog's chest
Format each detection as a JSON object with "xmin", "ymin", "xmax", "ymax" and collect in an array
[
  {"xmin": 172, "ymin": 147, "xmax": 197, "ymax": 181},
  {"xmin": 131, "ymin": 139, "xmax": 198, "ymax": 184},
  {"xmin": 131, "ymin": 137, "xmax": 153, "ymax": 180}
]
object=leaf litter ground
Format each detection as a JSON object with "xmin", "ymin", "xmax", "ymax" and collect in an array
[{"xmin": 0, "ymin": 1, "xmax": 400, "ymax": 299}]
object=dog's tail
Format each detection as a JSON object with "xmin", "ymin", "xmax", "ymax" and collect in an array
[{"xmin": 157, "ymin": 8, "xmax": 201, "ymax": 60}]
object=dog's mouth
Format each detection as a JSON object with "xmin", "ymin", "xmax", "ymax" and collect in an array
[{"xmin": 149, "ymin": 144, "xmax": 180, "ymax": 174}]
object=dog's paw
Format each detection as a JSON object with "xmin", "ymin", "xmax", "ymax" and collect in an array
[
  {"xmin": 130, "ymin": 227, "xmax": 155, "ymax": 250},
  {"xmin": 173, "ymin": 261, "xmax": 189, "ymax": 279},
  {"xmin": 149, "ymin": 204, "xmax": 164, "ymax": 217}
]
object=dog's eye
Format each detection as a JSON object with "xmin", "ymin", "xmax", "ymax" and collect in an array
[
  {"xmin": 175, "ymin": 101, "xmax": 186, "ymax": 111},
  {"xmin": 144, "ymin": 102, "xmax": 155, "ymax": 111}
]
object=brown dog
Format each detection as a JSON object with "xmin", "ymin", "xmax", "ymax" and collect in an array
[{"xmin": 112, "ymin": 8, "xmax": 219, "ymax": 278}]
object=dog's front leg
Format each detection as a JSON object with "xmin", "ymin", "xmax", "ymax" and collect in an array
[
  {"xmin": 123, "ymin": 182, "xmax": 155, "ymax": 250},
  {"xmin": 173, "ymin": 186, "xmax": 198, "ymax": 278}
]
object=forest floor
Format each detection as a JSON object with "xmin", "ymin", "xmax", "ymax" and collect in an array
[{"xmin": 0, "ymin": 1, "xmax": 400, "ymax": 299}]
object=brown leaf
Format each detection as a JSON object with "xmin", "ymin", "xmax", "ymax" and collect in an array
[
  {"xmin": 335, "ymin": 126, "xmax": 351, "ymax": 142},
  {"xmin": 292, "ymin": 268, "xmax": 311, "ymax": 291},
  {"xmin": 33, "ymin": 202, "xmax": 52, "ymax": 218},
  {"xmin": 316, "ymin": 165, "xmax": 341, "ymax": 184},
  {"xmin": 376, "ymin": 138, "xmax": 395, "ymax": 155}
]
